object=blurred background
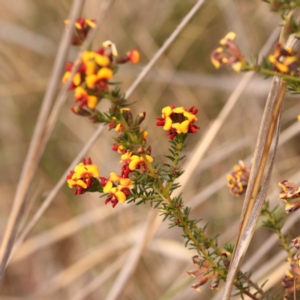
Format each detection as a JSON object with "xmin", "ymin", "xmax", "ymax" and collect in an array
[{"xmin": 1, "ymin": 0, "xmax": 300, "ymax": 299}]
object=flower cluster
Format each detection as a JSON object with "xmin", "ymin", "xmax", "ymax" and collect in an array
[
  {"xmin": 211, "ymin": 32, "xmax": 245, "ymax": 72},
  {"xmin": 156, "ymin": 105, "xmax": 200, "ymax": 139},
  {"xmin": 282, "ymin": 239, "xmax": 300, "ymax": 299},
  {"xmin": 187, "ymin": 256, "xmax": 220, "ymax": 292},
  {"xmin": 102, "ymin": 107, "xmax": 153, "ymax": 207},
  {"xmin": 278, "ymin": 180, "xmax": 300, "ymax": 213},
  {"xmin": 268, "ymin": 43, "xmax": 300, "ymax": 74},
  {"xmin": 62, "ymin": 40, "xmax": 140, "ymax": 115},
  {"xmin": 65, "ymin": 18, "xmax": 96, "ymax": 45},
  {"xmin": 226, "ymin": 160, "xmax": 251, "ymax": 197},
  {"xmin": 67, "ymin": 158, "xmax": 100, "ymax": 195},
  {"xmin": 63, "ymin": 32, "xmax": 153, "ymax": 208}
]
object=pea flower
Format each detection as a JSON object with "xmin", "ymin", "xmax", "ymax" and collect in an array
[
  {"xmin": 278, "ymin": 180, "xmax": 300, "ymax": 214},
  {"xmin": 156, "ymin": 105, "xmax": 200, "ymax": 140},
  {"xmin": 292, "ymin": 237, "xmax": 300, "ymax": 250},
  {"xmin": 62, "ymin": 61, "xmax": 86, "ymax": 89},
  {"xmin": 65, "ymin": 18, "xmax": 96, "ymax": 45},
  {"xmin": 278, "ymin": 180, "xmax": 300, "ymax": 200},
  {"xmin": 269, "ymin": 44, "xmax": 299, "ymax": 74},
  {"xmin": 67, "ymin": 158, "xmax": 100, "ymax": 195},
  {"xmin": 100, "ymin": 172, "xmax": 134, "ymax": 208},
  {"xmin": 74, "ymin": 86, "xmax": 98, "ymax": 109},
  {"xmin": 128, "ymin": 155, "xmax": 154, "ymax": 171},
  {"xmin": 226, "ymin": 160, "xmax": 250, "ymax": 197},
  {"xmin": 211, "ymin": 32, "xmax": 245, "ymax": 72},
  {"xmin": 187, "ymin": 256, "xmax": 219, "ymax": 292}
]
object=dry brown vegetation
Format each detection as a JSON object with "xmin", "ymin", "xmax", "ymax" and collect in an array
[{"xmin": 1, "ymin": 0, "xmax": 300, "ymax": 299}]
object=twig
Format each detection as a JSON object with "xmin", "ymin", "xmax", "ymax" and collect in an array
[
  {"xmin": 222, "ymin": 14, "xmax": 300, "ymax": 298},
  {"xmin": 223, "ymin": 77, "xmax": 286, "ymax": 300},
  {"xmin": 106, "ymin": 210, "xmax": 159, "ymax": 300},
  {"xmin": 71, "ymin": 254, "xmax": 127, "ymax": 300},
  {"xmin": 6, "ymin": 0, "xmax": 114, "ymax": 269},
  {"xmin": 0, "ymin": 0, "xmax": 83, "ymax": 281},
  {"xmin": 125, "ymin": 0, "xmax": 205, "ymax": 98}
]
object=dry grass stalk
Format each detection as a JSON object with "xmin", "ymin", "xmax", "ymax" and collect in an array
[
  {"xmin": 222, "ymin": 15, "xmax": 300, "ymax": 298},
  {"xmin": 0, "ymin": 0, "xmax": 83, "ymax": 280},
  {"xmin": 106, "ymin": 210, "xmax": 160, "ymax": 300},
  {"xmin": 28, "ymin": 226, "xmax": 142, "ymax": 298}
]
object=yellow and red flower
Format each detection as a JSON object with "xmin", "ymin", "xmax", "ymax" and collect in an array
[
  {"xmin": 67, "ymin": 158, "xmax": 100, "ymax": 195},
  {"xmin": 85, "ymin": 67, "xmax": 113, "ymax": 89},
  {"xmin": 278, "ymin": 180, "xmax": 300, "ymax": 200},
  {"xmin": 211, "ymin": 32, "xmax": 245, "ymax": 72},
  {"xmin": 65, "ymin": 18, "xmax": 96, "ymax": 45},
  {"xmin": 156, "ymin": 105, "xmax": 200, "ymax": 139},
  {"xmin": 269, "ymin": 44, "xmax": 299, "ymax": 74},
  {"xmin": 62, "ymin": 61, "xmax": 86, "ymax": 89},
  {"xmin": 226, "ymin": 160, "xmax": 250, "ymax": 197},
  {"xmin": 100, "ymin": 172, "xmax": 133, "ymax": 207},
  {"xmin": 278, "ymin": 180, "xmax": 300, "ymax": 214},
  {"xmin": 74, "ymin": 86, "xmax": 98, "ymax": 109},
  {"xmin": 128, "ymin": 154, "xmax": 153, "ymax": 171}
]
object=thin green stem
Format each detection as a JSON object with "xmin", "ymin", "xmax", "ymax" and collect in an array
[
  {"xmin": 245, "ymin": 65, "xmax": 300, "ymax": 82},
  {"xmin": 142, "ymin": 154, "xmax": 261, "ymax": 299}
]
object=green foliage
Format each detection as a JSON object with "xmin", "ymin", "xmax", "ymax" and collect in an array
[{"xmin": 261, "ymin": 201, "xmax": 293, "ymax": 259}]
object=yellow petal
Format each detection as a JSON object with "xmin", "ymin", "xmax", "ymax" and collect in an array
[
  {"xmin": 220, "ymin": 32, "xmax": 236, "ymax": 45},
  {"xmin": 85, "ymin": 19, "xmax": 96, "ymax": 28},
  {"xmin": 85, "ymin": 165, "xmax": 100, "ymax": 177},
  {"xmin": 143, "ymin": 131, "xmax": 149, "ymax": 139},
  {"xmin": 172, "ymin": 107, "xmax": 185, "ymax": 114},
  {"xmin": 85, "ymin": 74, "xmax": 98, "ymax": 89},
  {"xmin": 115, "ymin": 191, "xmax": 126, "ymax": 203},
  {"xmin": 62, "ymin": 71, "xmax": 70, "ymax": 83},
  {"xmin": 184, "ymin": 111, "xmax": 197, "ymax": 122},
  {"xmin": 172, "ymin": 123, "xmax": 182, "ymax": 133},
  {"xmin": 180, "ymin": 120, "xmax": 190, "ymax": 133},
  {"xmin": 76, "ymin": 179, "xmax": 87, "ymax": 189},
  {"xmin": 163, "ymin": 117, "xmax": 172, "ymax": 131},
  {"xmin": 129, "ymin": 157, "xmax": 140, "ymax": 171},
  {"xmin": 268, "ymin": 55, "xmax": 276, "ymax": 64},
  {"xmin": 97, "ymin": 67, "xmax": 113, "ymax": 80},
  {"xmin": 120, "ymin": 152, "xmax": 132, "ymax": 163},
  {"xmin": 211, "ymin": 56, "xmax": 221, "ymax": 69},
  {"xmin": 275, "ymin": 62, "xmax": 289, "ymax": 73},
  {"xmin": 75, "ymin": 86, "xmax": 87, "ymax": 99},
  {"xmin": 119, "ymin": 178, "xmax": 133, "ymax": 188},
  {"xmin": 82, "ymin": 51, "xmax": 95, "ymax": 62},
  {"xmin": 162, "ymin": 106, "xmax": 172, "ymax": 117},
  {"xmin": 87, "ymin": 95, "xmax": 98, "ymax": 109},
  {"xmin": 145, "ymin": 155, "xmax": 153, "ymax": 163},
  {"xmin": 104, "ymin": 181, "xmax": 113, "ymax": 193},
  {"xmin": 67, "ymin": 179, "xmax": 76, "ymax": 188},
  {"xmin": 85, "ymin": 61, "xmax": 96, "ymax": 76},
  {"xmin": 109, "ymin": 172, "xmax": 120, "ymax": 181},
  {"xmin": 73, "ymin": 73, "xmax": 81, "ymax": 86},
  {"xmin": 232, "ymin": 62, "xmax": 243, "ymax": 72},
  {"xmin": 75, "ymin": 22, "xmax": 82, "ymax": 30},
  {"xmin": 94, "ymin": 54, "xmax": 110, "ymax": 67}
]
